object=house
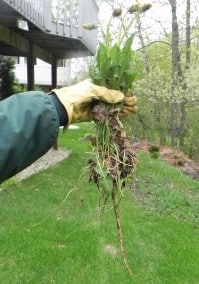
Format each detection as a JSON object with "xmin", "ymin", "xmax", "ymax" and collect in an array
[
  {"xmin": 14, "ymin": 57, "xmax": 72, "ymax": 89},
  {"xmin": 0, "ymin": 0, "xmax": 98, "ymax": 90}
]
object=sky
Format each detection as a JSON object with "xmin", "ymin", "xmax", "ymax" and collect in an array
[
  {"xmin": 97, "ymin": 0, "xmax": 197, "ymax": 44},
  {"xmin": 98, "ymin": 1, "xmax": 172, "ymax": 39}
]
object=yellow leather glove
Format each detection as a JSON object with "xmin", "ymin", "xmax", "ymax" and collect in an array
[
  {"xmin": 52, "ymin": 79, "xmax": 137, "ymax": 127},
  {"xmin": 121, "ymin": 96, "xmax": 137, "ymax": 116}
]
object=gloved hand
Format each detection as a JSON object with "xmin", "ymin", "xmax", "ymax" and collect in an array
[
  {"xmin": 52, "ymin": 79, "xmax": 137, "ymax": 127},
  {"xmin": 121, "ymin": 95, "xmax": 137, "ymax": 116}
]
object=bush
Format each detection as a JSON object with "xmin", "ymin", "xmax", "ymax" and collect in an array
[
  {"xmin": 0, "ymin": 56, "xmax": 15, "ymax": 100},
  {"xmin": 149, "ymin": 144, "xmax": 160, "ymax": 159}
]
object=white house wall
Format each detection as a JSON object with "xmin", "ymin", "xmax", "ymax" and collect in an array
[{"xmin": 14, "ymin": 61, "xmax": 71, "ymax": 87}]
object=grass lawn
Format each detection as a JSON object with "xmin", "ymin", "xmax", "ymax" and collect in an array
[{"xmin": 0, "ymin": 123, "xmax": 199, "ymax": 284}]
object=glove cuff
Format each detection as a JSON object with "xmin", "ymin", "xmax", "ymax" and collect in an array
[
  {"xmin": 51, "ymin": 88, "xmax": 73, "ymax": 129},
  {"xmin": 62, "ymin": 102, "xmax": 73, "ymax": 128},
  {"xmin": 49, "ymin": 93, "xmax": 68, "ymax": 127}
]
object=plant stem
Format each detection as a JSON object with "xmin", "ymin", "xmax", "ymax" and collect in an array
[
  {"xmin": 118, "ymin": 10, "xmax": 129, "ymax": 45},
  {"xmin": 111, "ymin": 186, "xmax": 133, "ymax": 276},
  {"xmin": 106, "ymin": 15, "xmax": 113, "ymax": 55},
  {"xmin": 117, "ymin": 13, "xmax": 140, "ymax": 47}
]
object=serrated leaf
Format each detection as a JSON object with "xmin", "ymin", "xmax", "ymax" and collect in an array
[
  {"xmin": 121, "ymin": 37, "xmax": 133, "ymax": 69},
  {"xmin": 110, "ymin": 44, "xmax": 121, "ymax": 63}
]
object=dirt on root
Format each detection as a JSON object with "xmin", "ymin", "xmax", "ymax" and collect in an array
[{"xmin": 133, "ymin": 140, "xmax": 199, "ymax": 181}]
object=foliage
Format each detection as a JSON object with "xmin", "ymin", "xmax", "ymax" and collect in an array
[
  {"xmin": 149, "ymin": 145, "xmax": 159, "ymax": 159},
  {"xmin": 0, "ymin": 56, "xmax": 15, "ymax": 100},
  {"xmin": 13, "ymin": 81, "xmax": 27, "ymax": 94},
  {"xmin": 52, "ymin": 0, "xmax": 79, "ymax": 24},
  {"xmin": 129, "ymin": 39, "xmax": 199, "ymax": 159},
  {"xmin": 91, "ymin": 37, "xmax": 137, "ymax": 93},
  {"xmin": 184, "ymin": 106, "xmax": 199, "ymax": 160},
  {"xmin": 88, "ymin": 3, "xmax": 149, "ymax": 93}
]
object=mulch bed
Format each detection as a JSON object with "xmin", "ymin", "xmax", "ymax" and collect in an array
[{"xmin": 133, "ymin": 140, "xmax": 199, "ymax": 181}]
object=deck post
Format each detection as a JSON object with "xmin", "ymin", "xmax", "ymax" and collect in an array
[{"xmin": 27, "ymin": 42, "xmax": 35, "ymax": 90}]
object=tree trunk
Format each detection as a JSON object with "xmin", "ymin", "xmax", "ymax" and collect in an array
[
  {"xmin": 169, "ymin": 0, "xmax": 182, "ymax": 147},
  {"xmin": 179, "ymin": 0, "xmax": 191, "ymax": 147},
  {"xmin": 185, "ymin": 0, "xmax": 191, "ymax": 70}
]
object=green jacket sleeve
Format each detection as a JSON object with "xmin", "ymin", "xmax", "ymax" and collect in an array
[{"xmin": 0, "ymin": 91, "xmax": 59, "ymax": 183}]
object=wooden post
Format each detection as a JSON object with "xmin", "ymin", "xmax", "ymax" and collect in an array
[
  {"xmin": 52, "ymin": 57, "xmax": 57, "ymax": 89},
  {"xmin": 52, "ymin": 57, "xmax": 59, "ymax": 150},
  {"xmin": 27, "ymin": 43, "xmax": 35, "ymax": 91}
]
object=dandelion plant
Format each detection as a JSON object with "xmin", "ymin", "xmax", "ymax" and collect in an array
[{"xmin": 83, "ymin": 2, "xmax": 152, "ymax": 276}]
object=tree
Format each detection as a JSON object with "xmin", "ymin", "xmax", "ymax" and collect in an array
[
  {"xmin": 167, "ymin": 0, "xmax": 183, "ymax": 147},
  {"xmin": 178, "ymin": 0, "xmax": 191, "ymax": 147},
  {"xmin": 92, "ymin": 1, "xmax": 199, "ymax": 159},
  {"xmin": 0, "ymin": 56, "xmax": 15, "ymax": 100}
]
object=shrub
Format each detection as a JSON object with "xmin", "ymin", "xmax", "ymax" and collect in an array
[
  {"xmin": 0, "ymin": 56, "xmax": 15, "ymax": 100},
  {"xmin": 149, "ymin": 144, "xmax": 160, "ymax": 159}
]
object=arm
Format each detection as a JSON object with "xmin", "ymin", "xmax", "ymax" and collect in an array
[
  {"xmin": 52, "ymin": 79, "xmax": 137, "ymax": 127},
  {"xmin": 0, "ymin": 80, "xmax": 137, "ymax": 183},
  {"xmin": 0, "ymin": 91, "xmax": 59, "ymax": 183}
]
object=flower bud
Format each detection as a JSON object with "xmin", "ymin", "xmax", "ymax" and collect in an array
[
  {"xmin": 128, "ymin": 3, "xmax": 141, "ymax": 13},
  {"xmin": 141, "ymin": 3, "xmax": 152, "ymax": 12},
  {"xmin": 128, "ymin": 2, "xmax": 152, "ymax": 14},
  {"xmin": 112, "ymin": 7, "xmax": 122, "ymax": 17},
  {"xmin": 82, "ymin": 22, "xmax": 98, "ymax": 30}
]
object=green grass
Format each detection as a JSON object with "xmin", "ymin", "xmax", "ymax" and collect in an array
[{"xmin": 0, "ymin": 122, "xmax": 199, "ymax": 284}]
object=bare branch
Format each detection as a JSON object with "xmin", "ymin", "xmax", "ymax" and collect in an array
[{"xmin": 135, "ymin": 40, "xmax": 171, "ymax": 51}]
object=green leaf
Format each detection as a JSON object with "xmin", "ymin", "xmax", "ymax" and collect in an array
[
  {"xmin": 110, "ymin": 44, "xmax": 121, "ymax": 63},
  {"xmin": 121, "ymin": 37, "xmax": 133, "ymax": 69},
  {"xmin": 91, "ymin": 35, "xmax": 137, "ymax": 92},
  {"xmin": 96, "ymin": 42, "xmax": 108, "ymax": 70}
]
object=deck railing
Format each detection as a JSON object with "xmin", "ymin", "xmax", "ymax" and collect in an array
[
  {"xmin": 3, "ymin": 0, "xmax": 98, "ymax": 53},
  {"xmin": 3, "ymin": 0, "xmax": 51, "ymax": 31}
]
